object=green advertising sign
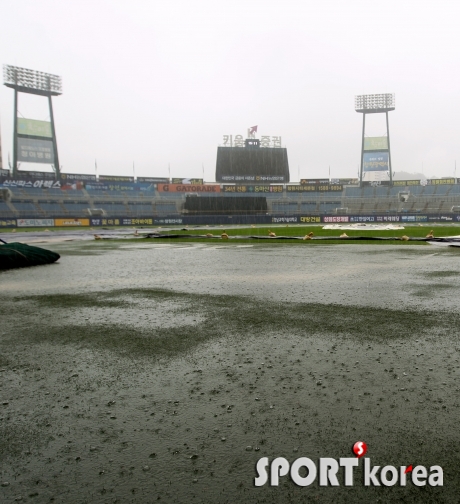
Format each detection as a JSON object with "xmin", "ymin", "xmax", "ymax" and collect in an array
[
  {"xmin": 364, "ymin": 136, "xmax": 388, "ymax": 151},
  {"xmin": 17, "ymin": 118, "xmax": 52, "ymax": 138}
]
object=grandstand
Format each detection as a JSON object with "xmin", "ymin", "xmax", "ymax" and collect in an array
[{"xmin": 1, "ymin": 175, "xmax": 460, "ymax": 227}]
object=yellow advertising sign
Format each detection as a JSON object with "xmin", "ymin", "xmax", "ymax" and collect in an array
[{"xmin": 54, "ymin": 218, "xmax": 90, "ymax": 227}]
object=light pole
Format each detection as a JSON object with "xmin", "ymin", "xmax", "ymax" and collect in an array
[
  {"xmin": 355, "ymin": 93, "xmax": 395, "ymax": 186},
  {"xmin": 3, "ymin": 65, "xmax": 63, "ymax": 179}
]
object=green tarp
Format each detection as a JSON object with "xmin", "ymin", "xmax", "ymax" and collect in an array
[{"xmin": 0, "ymin": 242, "xmax": 60, "ymax": 270}]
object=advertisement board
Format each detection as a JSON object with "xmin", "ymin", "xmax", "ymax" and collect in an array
[
  {"xmin": 361, "ymin": 181, "xmax": 390, "ymax": 186},
  {"xmin": 54, "ymin": 218, "xmax": 90, "ymax": 226},
  {"xmin": 286, "ymin": 184, "xmax": 343, "ymax": 192},
  {"xmin": 18, "ymin": 219, "xmax": 54, "ymax": 227},
  {"xmin": 171, "ymin": 178, "xmax": 203, "ymax": 185},
  {"xmin": 17, "ymin": 118, "xmax": 52, "ymax": 138},
  {"xmin": 272, "ymin": 216, "xmax": 298, "ymax": 223},
  {"xmin": 98, "ymin": 175, "xmax": 134, "ymax": 182},
  {"xmin": 61, "ymin": 173, "xmax": 97, "ymax": 182},
  {"xmin": 363, "ymin": 152, "xmax": 389, "ymax": 172},
  {"xmin": 426, "ymin": 178, "xmax": 456, "ymax": 185},
  {"xmin": 393, "ymin": 180, "xmax": 421, "ymax": 186},
  {"xmin": 220, "ymin": 175, "xmax": 286, "ymax": 182},
  {"xmin": 300, "ymin": 216, "xmax": 321, "ymax": 223},
  {"xmin": 85, "ymin": 182, "xmax": 154, "ymax": 192},
  {"xmin": 0, "ymin": 179, "xmax": 61, "ymax": 188},
  {"xmin": 157, "ymin": 184, "xmax": 221, "ymax": 193},
  {"xmin": 300, "ymin": 179, "xmax": 330, "ymax": 185},
  {"xmin": 89, "ymin": 218, "xmax": 154, "ymax": 227},
  {"xmin": 16, "ymin": 170, "xmax": 56, "ymax": 180},
  {"xmin": 136, "ymin": 177, "xmax": 170, "ymax": 183},
  {"xmin": 17, "ymin": 138, "xmax": 54, "ymax": 164},
  {"xmin": 222, "ymin": 185, "xmax": 283, "ymax": 193},
  {"xmin": 0, "ymin": 219, "xmax": 17, "ymax": 228},
  {"xmin": 364, "ymin": 137, "xmax": 388, "ymax": 151},
  {"xmin": 401, "ymin": 215, "xmax": 428, "ymax": 222},
  {"xmin": 323, "ymin": 216, "xmax": 350, "ymax": 223}
]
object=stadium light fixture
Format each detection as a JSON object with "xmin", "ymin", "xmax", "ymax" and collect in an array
[
  {"xmin": 355, "ymin": 93, "xmax": 395, "ymax": 113},
  {"xmin": 3, "ymin": 64, "xmax": 62, "ymax": 96}
]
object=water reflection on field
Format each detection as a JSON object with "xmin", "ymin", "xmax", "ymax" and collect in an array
[{"xmin": 2, "ymin": 241, "xmax": 460, "ymax": 311}]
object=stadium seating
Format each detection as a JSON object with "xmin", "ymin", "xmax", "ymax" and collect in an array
[{"xmin": 3, "ymin": 181, "xmax": 460, "ymax": 222}]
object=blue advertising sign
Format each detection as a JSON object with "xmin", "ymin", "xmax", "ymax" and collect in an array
[
  {"xmin": 363, "ymin": 152, "xmax": 389, "ymax": 172},
  {"xmin": 85, "ymin": 182, "xmax": 155, "ymax": 192}
]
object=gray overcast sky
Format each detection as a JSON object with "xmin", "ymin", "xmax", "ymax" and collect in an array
[{"xmin": 1, "ymin": 0, "xmax": 459, "ymax": 181}]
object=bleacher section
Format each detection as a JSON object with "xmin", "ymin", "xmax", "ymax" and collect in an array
[{"xmin": 2, "ymin": 179, "xmax": 460, "ymax": 225}]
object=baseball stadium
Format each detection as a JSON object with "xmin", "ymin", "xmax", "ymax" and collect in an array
[{"xmin": 1, "ymin": 66, "xmax": 460, "ymax": 504}]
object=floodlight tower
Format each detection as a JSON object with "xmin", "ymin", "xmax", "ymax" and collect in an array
[
  {"xmin": 3, "ymin": 65, "xmax": 62, "ymax": 178},
  {"xmin": 355, "ymin": 93, "xmax": 395, "ymax": 185}
]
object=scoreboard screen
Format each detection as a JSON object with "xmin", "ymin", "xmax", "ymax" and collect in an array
[{"xmin": 215, "ymin": 146, "xmax": 290, "ymax": 183}]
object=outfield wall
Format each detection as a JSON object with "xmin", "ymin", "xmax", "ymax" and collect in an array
[{"xmin": 1, "ymin": 213, "xmax": 460, "ymax": 229}]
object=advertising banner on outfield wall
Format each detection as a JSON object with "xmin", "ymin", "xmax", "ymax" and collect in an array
[
  {"xmin": 323, "ymin": 216, "xmax": 350, "ymax": 223},
  {"xmin": 375, "ymin": 215, "xmax": 401, "ymax": 222},
  {"xmin": 17, "ymin": 138, "xmax": 54, "ymax": 164},
  {"xmin": 221, "ymin": 175, "xmax": 286, "ymax": 182},
  {"xmin": 55, "ymin": 218, "xmax": 90, "ymax": 226},
  {"xmin": 0, "ymin": 219, "xmax": 17, "ymax": 228},
  {"xmin": 426, "ymin": 178, "xmax": 456, "ymax": 185},
  {"xmin": 158, "ymin": 184, "xmax": 221, "ymax": 193},
  {"xmin": 85, "ymin": 182, "xmax": 154, "ymax": 192},
  {"xmin": 171, "ymin": 178, "xmax": 203, "ymax": 185},
  {"xmin": 153, "ymin": 218, "xmax": 184, "ymax": 225},
  {"xmin": 61, "ymin": 173, "xmax": 97, "ymax": 182},
  {"xmin": 287, "ymin": 184, "xmax": 343, "ymax": 192},
  {"xmin": 393, "ymin": 180, "xmax": 421, "ymax": 186},
  {"xmin": 136, "ymin": 177, "xmax": 170, "ymax": 183},
  {"xmin": 363, "ymin": 152, "xmax": 389, "ymax": 172},
  {"xmin": 222, "ymin": 185, "xmax": 283, "ymax": 193},
  {"xmin": 300, "ymin": 178, "xmax": 359, "ymax": 186},
  {"xmin": 272, "ymin": 216, "xmax": 299, "ymax": 223},
  {"xmin": 401, "ymin": 215, "xmax": 429, "ymax": 222},
  {"xmin": 0, "ymin": 169, "xmax": 10, "ymax": 178},
  {"xmin": 300, "ymin": 179, "xmax": 330, "ymax": 185},
  {"xmin": 17, "ymin": 118, "xmax": 52, "ymax": 138},
  {"xmin": 98, "ymin": 175, "xmax": 134, "ymax": 182},
  {"xmin": 18, "ymin": 219, "xmax": 54, "ymax": 227},
  {"xmin": 16, "ymin": 170, "xmax": 56, "ymax": 180},
  {"xmin": 89, "ymin": 218, "xmax": 155, "ymax": 227},
  {"xmin": 0, "ymin": 179, "xmax": 61, "ymax": 188},
  {"xmin": 364, "ymin": 137, "xmax": 388, "ymax": 151},
  {"xmin": 300, "ymin": 216, "xmax": 321, "ymax": 223},
  {"xmin": 361, "ymin": 180, "xmax": 391, "ymax": 186},
  {"xmin": 350, "ymin": 215, "xmax": 376, "ymax": 222}
]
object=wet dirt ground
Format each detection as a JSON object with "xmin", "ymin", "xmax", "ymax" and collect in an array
[{"xmin": 1, "ymin": 241, "xmax": 460, "ymax": 503}]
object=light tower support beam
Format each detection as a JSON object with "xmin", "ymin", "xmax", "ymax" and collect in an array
[
  {"xmin": 12, "ymin": 88, "xmax": 18, "ymax": 178},
  {"xmin": 359, "ymin": 113, "xmax": 366, "ymax": 185},
  {"xmin": 386, "ymin": 111, "xmax": 393, "ymax": 185},
  {"xmin": 48, "ymin": 95, "xmax": 60, "ymax": 178}
]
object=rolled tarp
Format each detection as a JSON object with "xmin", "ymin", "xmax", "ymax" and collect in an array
[{"xmin": 0, "ymin": 242, "xmax": 60, "ymax": 270}]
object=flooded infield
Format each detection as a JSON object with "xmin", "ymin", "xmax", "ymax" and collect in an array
[{"xmin": 1, "ymin": 241, "xmax": 460, "ymax": 503}]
